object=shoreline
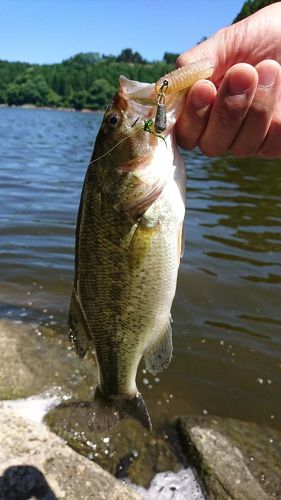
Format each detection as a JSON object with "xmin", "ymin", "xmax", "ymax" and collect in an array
[{"xmin": 0, "ymin": 103, "xmax": 103, "ymax": 114}]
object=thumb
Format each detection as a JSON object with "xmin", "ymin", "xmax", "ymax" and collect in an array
[{"xmin": 176, "ymin": 2, "xmax": 281, "ymax": 83}]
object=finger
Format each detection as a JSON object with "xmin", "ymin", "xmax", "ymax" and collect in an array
[
  {"xmin": 176, "ymin": 80, "xmax": 217, "ymax": 150},
  {"xmin": 258, "ymin": 102, "xmax": 281, "ymax": 158},
  {"xmin": 230, "ymin": 60, "xmax": 281, "ymax": 157},
  {"xmin": 176, "ymin": 3, "xmax": 281, "ymax": 83},
  {"xmin": 198, "ymin": 64, "xmax": 258, "ymax": 156}
]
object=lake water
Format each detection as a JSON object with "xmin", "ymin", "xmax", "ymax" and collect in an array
[{"xmin": 1, "ymin": 107, "xmax": 281, "ymax": 431}]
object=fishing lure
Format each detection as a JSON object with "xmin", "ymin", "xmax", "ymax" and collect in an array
[
  {"xmin": 155, "ymin": 79, "xmax": 168, "ymax": 134},
  {"xmin": 153, "ymin": 60, "xmax": 214, "ymax": 134},
  {"xmin": 155, "ymin": 59, "xmax": 214, "ymax": 96}
]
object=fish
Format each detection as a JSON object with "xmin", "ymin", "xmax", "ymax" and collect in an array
[{"xmin": 68, "ymin": 61, "xmax": 213, "ymax": 432}]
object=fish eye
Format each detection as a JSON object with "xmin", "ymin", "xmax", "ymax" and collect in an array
[
  {"xmin": 103, "ymin": 112, "xmax": 120, "ymax": 132},
  {"xmin": 109, "ymin": 115, "xmax": 118, "ymax": 126}
]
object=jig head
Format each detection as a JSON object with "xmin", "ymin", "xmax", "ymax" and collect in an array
[{"xmin": 155, "ymin": 79, "xmax": 168, "ymax": 134}]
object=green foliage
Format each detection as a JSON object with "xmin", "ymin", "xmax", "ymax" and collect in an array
[
  {"xmin": 66, "ymin": 52, "xmax": 102, "ymax": 64},
  {"xmin": 68, "ymin": 90, "xmax": 87, "ymax": 110},
  {"xmin": 5, "ymin": 67, "xmax": 51, "ymax": 106},
  {"xmin": 0, "ymin": 50, "xmax": 173, "ymax": 110},
  {"xmin": 233, "ymin": 0, "xmax": 278, "ymax": 22},
  {"xmin": 163, "ymin": 52, "xmax": 179, "ymax": 64},
  {"xmin": 85, "ymin": 79, "xmax": 115, "ymax": 110},
  {"xmin": 116, "ymin": 48, "xmax": 145, "ymax": 64}
]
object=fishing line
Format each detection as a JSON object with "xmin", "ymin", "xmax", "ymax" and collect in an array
[
  {"xmin": 88, "ymin": 113, "xmax": 167, "ymax": 166},
  {"xmin": 88, "ymin": 124, "xmax": 143, "ymax": 166},
  {"xmin": 0, "ymin": 113, "xmax": 161, "ymax": 230},
  {"xmin": 0, "ymin": 121, "xmax": 144, "ymax": 229}
]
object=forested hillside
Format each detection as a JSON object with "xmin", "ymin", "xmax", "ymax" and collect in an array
[{"xmin": 0, "ymin": 51, "xmax": 174, "ymax": 110}]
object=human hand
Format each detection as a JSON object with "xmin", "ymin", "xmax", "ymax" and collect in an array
[{"xmin": 176, "ymin": 2, "xmax": 281, "ymax": 158}]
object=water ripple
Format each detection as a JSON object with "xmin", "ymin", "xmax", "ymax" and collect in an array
[{"xmin": 0, "ymin": 108, "xmax": 281, "ymax": 428}]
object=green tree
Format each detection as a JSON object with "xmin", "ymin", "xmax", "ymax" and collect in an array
[
  {"xmin": 0, "ymin": 82, "xmax": 7, "ymax": 104},
  {"xmin": 163, "ymin": 52, "xmax": 179, "ymax": 64},
  {"xmin": 68, "ymin": 90, "xmax": 87, "ymax": 110},
  {"xmin": 6, "ymin": 83, "xmax": 19, "ymax": 105},
  {"xmin": 86, "ymin": 79, "xmax": 115, "ymax": 110},
  {"xmin": 233, "ymin": 0, "xmax": 278, "ymax": 22},
  {"xmin": 117, "ymin": 48, "xmax": 145, "ymax": 64},
  {"xmin": 0, "ymin": 50, "xmax": 173, "ymax": 109},
  {"xmin": 6, "ymin": 68, "xmax": 50, "ymax": 106}
]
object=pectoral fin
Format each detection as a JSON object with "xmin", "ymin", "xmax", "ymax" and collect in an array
[
  {"xmin": 178, "ymin": 223, "xmax": 185, "ymax": 261},
  {"xmin": 128, "ymin": 221, "xmax": 159, "ymax": 268},
  {"xmin": 68, "ymin": 288, "xmax": 91, "ymax": 358},
  {"xmin": 144, "ymin": 318, "xmax": 173, "ymax": 375}
]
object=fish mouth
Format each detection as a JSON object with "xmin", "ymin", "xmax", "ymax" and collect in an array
[
  {"xmin": 119, "ymin": 75, "xmax": 157, "ymax": 106},
  {"xmin": 120, "ymin": 74, "xmax": 184, "ymax": 110},
  {"xmin": 119, "ymin": 75, "xmax": 185, "ymax": 137}
]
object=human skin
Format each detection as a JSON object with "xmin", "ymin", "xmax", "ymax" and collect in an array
[{"xmin": 175, "ymin": 2, "xmax": 281, "ymax": 158}]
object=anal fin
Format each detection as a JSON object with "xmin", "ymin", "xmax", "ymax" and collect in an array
[
  {"xmin": 68, "ymin": 288, "xmax": 91, "ymax": 358},
  {"xmin": 144, "ymin": 318, "xmax": 173, "ymax": 375}
]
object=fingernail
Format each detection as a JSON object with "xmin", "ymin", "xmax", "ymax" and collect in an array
[
  {"xmin": 258, "ymin": 62, "xmax": 279, "ymax": 88},
  {"xmin": 192, "ymin": 83, "xmax": 215, "ymax": 109},
  {"xmin": 228, "ymin": 68, "xmax": 254, "ymax": 95}
]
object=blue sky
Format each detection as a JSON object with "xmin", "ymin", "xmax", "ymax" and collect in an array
[{"xmin": 0, "ymin": 0, "xmax": 244, "ymax": 64}]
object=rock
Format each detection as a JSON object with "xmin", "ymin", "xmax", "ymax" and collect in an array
[
  {"xmin": 177, "ymin": 415, "xmax": 281, "ymax": 500},
  {"xmin": 0, "ymin": 407, "xmax": 141, "ymax": 500},
  {"xmin": 0, "ymin": 319, "xmax": 97, "ymax": 400},
  {"xmin": 0, "ymin": 320, "xmax": 34, "ymax": 399},
  {"xmin": 0, "ymin": 319, "xmax": 183, "ymax": 490}
]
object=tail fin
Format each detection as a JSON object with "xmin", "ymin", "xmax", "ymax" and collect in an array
[{"xmin": 88, "ymin": 386, "xmax": 152, "ymax": 432}]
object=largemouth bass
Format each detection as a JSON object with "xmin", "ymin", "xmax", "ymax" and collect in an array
[{"xmin": 68, "ymin": 62, "xmax": 213, "ymax": 432}]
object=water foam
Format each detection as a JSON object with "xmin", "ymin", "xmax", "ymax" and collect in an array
[{"xmin": 127, "ymin": 468, "xmax": 206, "ymax": 499}]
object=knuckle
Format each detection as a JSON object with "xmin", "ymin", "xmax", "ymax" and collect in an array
[
  {"xmin": 259, "ymin": 111, "xmax": 281, "ymax": 158},
  {"xmin": 198, "ymin": 140, "xmax": 219, "ymax": 157},
  {"xmin": 259, "ymin": 142, "xmax": 273, "ymax": 158},
  {"xmin": 258, "ymin": 150, "xmax": 273, "ymax": 159},
  {"xmin": 212, "ymin": 100, "xmax": 242, "ymax": 129},
  {"xmin": 230, "ymin": 137, "xmax": 257, "ymax": 156},
  {"xmin": 250, "ymin": 99, "xmax": 270, "ymax": 118},
  {"xmin": 229, "ymin": 146, "xmax": 253, "ymax": 158},
  {"xmin": 179, "ymin": 137, "xmax": 197, "ymax": 151},
  {"xmin": 176, "ymin": 54, "xmax": 187, "ymax": 69},
  {"xmin": 176, "ymin": 130, "xmax": 196, "ymax": 151}
]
